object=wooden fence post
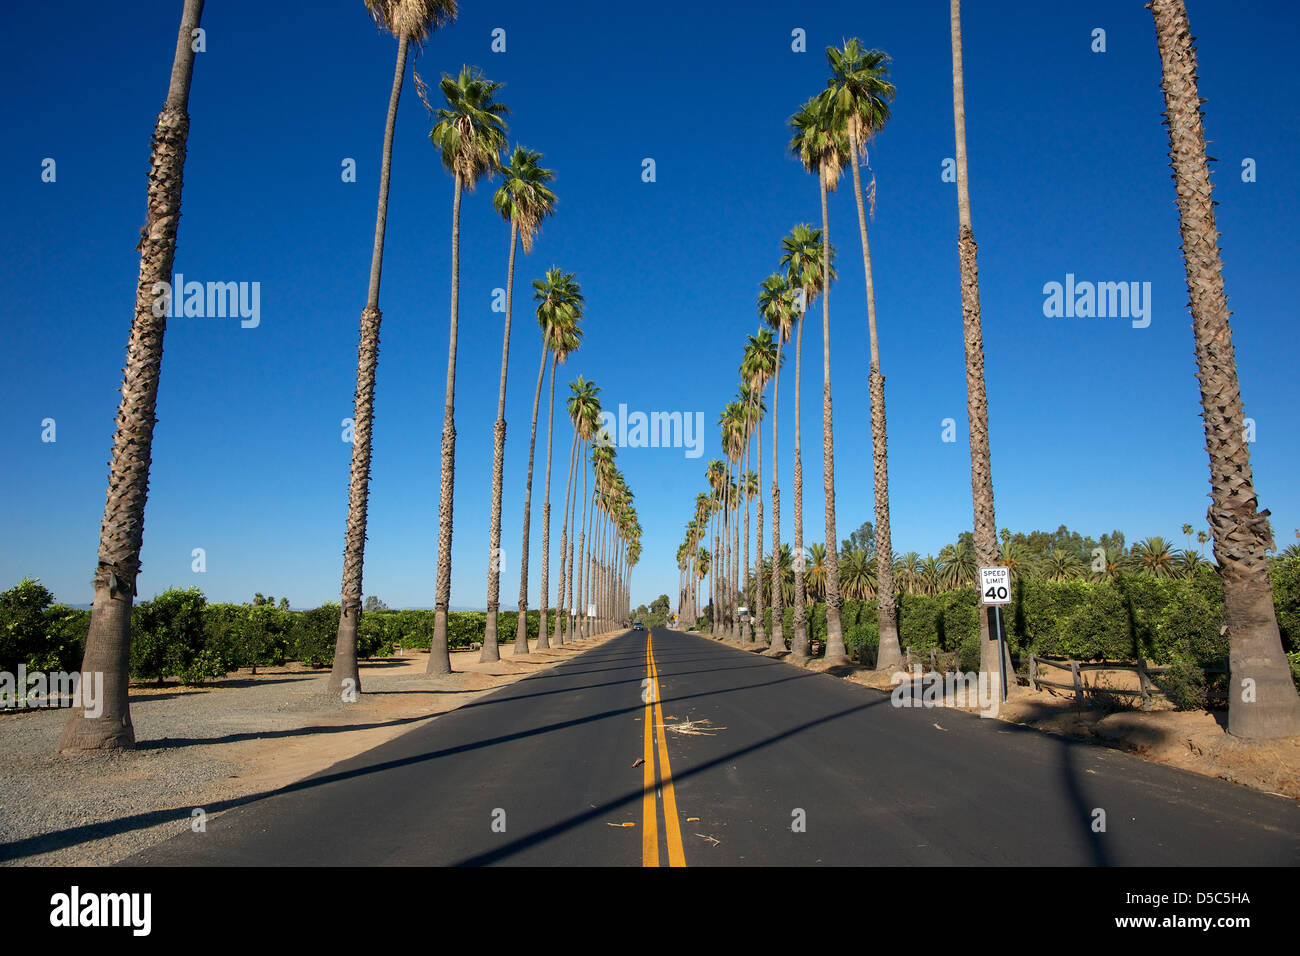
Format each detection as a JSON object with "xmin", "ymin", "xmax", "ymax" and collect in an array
[
  {"xmin": 1136, "ymin": 659, "xmax": 1153, "ymax": 710},
  {"xmin": 1029, "ymin": 654, "xmax": 1038, "ymax": 692},
  {"xmin": 1070, "ymin": 659, "xmax": 1084, "ymax": 709}
]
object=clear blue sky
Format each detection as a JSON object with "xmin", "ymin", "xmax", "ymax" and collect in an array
[{"xmin": 2, "ymin": 1, "xmax": 1297, "ymax": 611}]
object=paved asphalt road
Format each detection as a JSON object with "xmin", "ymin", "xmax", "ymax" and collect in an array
[{"xmin": 128, "ymin": 628, "xmax": 1299, "ymax": 866}]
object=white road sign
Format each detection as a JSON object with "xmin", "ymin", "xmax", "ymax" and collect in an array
[{"xmin": 979, "ymin": 566, "xmax": 1012, "ymax": 605}]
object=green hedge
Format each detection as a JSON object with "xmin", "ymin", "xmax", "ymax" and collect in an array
[
  {"xmin": 751, "ymin": 560, "xmax": 1300, "ymax": 671},
  {"xmin": 0, "ymin": 579, "xmax": 569, "ymax": 685}
]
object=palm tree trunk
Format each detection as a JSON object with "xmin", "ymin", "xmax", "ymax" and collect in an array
[
  {"xmin": 482, "ymin": 220, "xmax": 518, "ymax": 663},
  {"xmin": 566, "ymin": 445, "xmax": 582, "ymax": 643},
  {"xmin": 754, "ymin": 402, "xmax": 766, "ymax": 647},
  {"xmin": 428, "ymin": 167, "xmax": 463, "ymax": 675},
  {"xmin": 330, "ymin": 29, "xmax": 410, "ymax": 696},
  {"xmin": 741, "ymin": 417, "xmax": 752, "ymax": 646},
  {"xmin": 1150, "ymin": 0, "xmax": 1300, "ymax": 738},
  {"xmin": 769, "ymin": 353, "xmax": 785, "ymax": 652},
  {"xmin": 532, "ymin": 353, "xmax": 562, "ymax": 652},
  {"xmin": 732, "ymin": 468, "xmax": 741, "ymax": 641},
  {"xmin": 848, "ymin": 126, "xmax": 902, "ymax": 672},
  {"xmin": 819, "ymin": 176, "xmax": 847, "ymax": 664},
  {"xmin": 553, "ymin": 428, "xmax": 579, "ymax": 645},
  {"xmin": 513, "ymin": 348, "xmax": 548, "ymax": 650},
  {"xmin": 58, "ymin": 0, "xmax": 205, "ymax": 752},
  {"xmin": 791, "ymin": 308, "xmax": 809, "ymax": 661},
  {"xmin": 576, "ymin": 444, "xmax": 591, "ymax": 640},
  {"xmin": 950, "ymin": 0, "xmax": 1008, "ymax": 688}
]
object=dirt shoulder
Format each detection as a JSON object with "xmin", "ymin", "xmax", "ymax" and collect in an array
[
  {"xmin": 0, "ymin": 632, "xmax": 622, "ymax": 866},
  {"xmin": 703, "ymin": 631, "xmax": 1300, "ymax": 800}
]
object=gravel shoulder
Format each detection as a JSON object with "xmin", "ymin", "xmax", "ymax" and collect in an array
[{"xmin": 0, "ymin": 632, "xmax": 621, "ymax": 866}]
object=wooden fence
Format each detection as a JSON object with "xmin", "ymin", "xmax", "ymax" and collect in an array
[{"xmin": 1026, "ymin": 654, "xmax": 1228, "ymax": 708}]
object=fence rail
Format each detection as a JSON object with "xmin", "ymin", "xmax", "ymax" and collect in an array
[{"xmin": 1026, "ymin": 653, "xmax": 1228, "ymax": 707}]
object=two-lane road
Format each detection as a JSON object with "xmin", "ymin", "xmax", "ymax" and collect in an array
[{"xmin": 128, "ymin": 628, "xmax": 1299, "ymax": 866}]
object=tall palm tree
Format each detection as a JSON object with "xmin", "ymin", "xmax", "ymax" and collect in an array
[
  {"xmin": 328, "ymin": 0, "xmax": 458, "ymax": 697},
  {"xmin": 825, "ymin": 38, "xmax": 901, "ymax": 671},
  {"xmin": 741, "ymin": 328, "xmax": 778, "ymax": 647},
  {"xmin": 790, "ymin": 90, "xmax": 851, "ymax": 664},
  {"xmin": 59, "ymin": 0, "xmax": 208, "ymax": 751},
  {"xmin": 780, "ymin": 224, "xmax": 833, "ymax": 661},
  {"xmin": 721, "ymin": 404, "xmax": 746, "ymax": 641},
  {"xmin": 533, "ymin": 270, "xmax": 583, "ymax": 653},
  {"xmin": 552, "ymin": 377, "xmax": 587, "ymax": 646},
  {"xmin": 949, "ymin": 0, "xmax": 1005, "ymax": 687},
  {"xmin": 563, "ymin": 376, "xmax": 598, "ymax": 642},
  {"xmin": 482, "ymin": 146, "xmax": 556, "ymax": 661},
  {"xmin": 758, "ymin": 274, "xmax": 796, "ymax": 652},
  {"xmin": 512, "ymin": 270, "xmax": 581, "ymax": 654},
  {"xmin": 1150, "ymin": 0, "xmax": 1300, "ymax": 737},
  {"xmin": 427, "ymin": 65, "xmax": 509, "ymax": 675},
  {"xmin": 741, "ymin": 468, "xmax": 760, "ymax": 641}
]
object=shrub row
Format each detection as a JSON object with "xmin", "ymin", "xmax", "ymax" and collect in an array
[
  {"xmin": 0, "ymin": 579, "xmax": 567, "ymax": 685},
  {"xmin": 737, "ymin": 560, "xmax": 1300, "ymax": 672}
]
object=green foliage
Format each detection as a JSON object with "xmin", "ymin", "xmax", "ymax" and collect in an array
[
  {"xmin": 1156, "ymin": 656, "xmax": 1208, "ymax": 711},
  {"xmin": 130, "ymin": 587, "xmax": 221, "ymax": 684},
  {"xmin": 1270, "ymin": 557, "xmax": 1300, "ymax": 653},
  {"xmin": 290, "ymin": 603, "xmax": 339, "ymax": 668},
  {"xmin": 841, "ymin": 599, "xmax": 879, "ymax": 657}
]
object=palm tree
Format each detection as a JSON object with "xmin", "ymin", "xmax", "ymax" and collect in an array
[
  {"xmin": 721, "ymin": 403, "xmax": 746, "ymax": 642},
  {"xmin": 839, "ymin": 545, "xmax": 877, "ymax": 601},
  {"xmin": 1174, "ymin": 549, "xmax": 1207, "ymax": 578},
  {"xmin": 328, "ymin": 0, "xmax": 458, "ymax": 697},
  {"xmin": 552, "ymin": 376, "xmax": 588, "ymax": 647},
  {"xmin": 59, "ymin": 0, "xmax": 207, "ymax": 751},
  {"xmin": 790, "ymin": 90, "xmax": 851, "ymax": 665},
  {"xmin": 918, "ymin": 555, "xmax": 943, "ymax": 596},
  {"xmin": 564, "ymin": 375, "xmax": 599, "ymax": 642},
  {"xmin": 896, "ymin": 552, "xmax": 922, "ymax": 594},
  {"xmin": 1040, "ymin": 548, "xmax": 1082, "ymax": 582},
  {"xmin": 825, "ymin": 39, "xmax": 901, "ymax": 671},
  {"xmin": 1089, "ymin": 546, "xmax": 1127, "ymax": 581},
  {"xmin": 533, "ymin": 269, "xmax": 582, "ymax": 653},
  {"xmin": 780, "ymin": 224, "xmax": 834, "ymax": 661},
  {"xmin": 949, "ymin": 0, "xmax": 1005, "ymax": 688},
  {"xmin": 1131, "ymin": 536, "xmax": 1176, "ymax": 579},
  {"xmin": 1196, "ymin": 529, "xmax": 1209, "ymax": 557},
  {"xmin": 513, "ymin": 270, "xmax": 581, "ymax": 655},
  {"xmin": 805, "ymin": 543, "xmax": 828, "ymax": 601},
  {"xmin": 482, "ymin": 147, "xmax": 556, "ymax": 661},
  {"xmin": 741, "ymin": 328, "xmax": 778, "ymax": 648},
  {"xmin": 1150, "ymin": 0, "xmax": 1300, "ymax": 737},
  {"xmin": 940, "ymin": 541, "xmax": 978, "ymax": 589},
  {"xmin": 758, "ymin": 275, "xmax": 797, "ymax": 652},
  {"xmin": 741, "ymin": 468, "xmax": 760, "ymax": 643},
  {"xmin": 427, "ymin": 65, "xmax": 509, "ymax": 675},
  {"xmin": 999, "ymin": 540, "xmax": 1031, "ymax": 582}
]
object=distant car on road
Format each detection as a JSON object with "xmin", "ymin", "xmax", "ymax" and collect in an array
[{"xmin": 632, "ymin": 622, "xmax": 645, "ymax": 631}]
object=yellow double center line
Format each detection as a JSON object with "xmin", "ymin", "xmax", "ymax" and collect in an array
[{"xmin": 641, "ymin": 632, "xmax": 686, "ymax": 867}]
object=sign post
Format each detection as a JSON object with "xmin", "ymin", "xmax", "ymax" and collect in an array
[{"xmin": 978, "ymin": 566, "xmax": 1011, "ymax": 703}]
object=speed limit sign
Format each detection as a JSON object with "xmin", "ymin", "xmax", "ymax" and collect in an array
[{"xmin": 979, "ymin": 567, "xmax": 1012, "ymax": 605}]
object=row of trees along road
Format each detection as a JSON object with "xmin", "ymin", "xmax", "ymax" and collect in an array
[
  {"xmin": 57, "ymin": 0, "xmax": 645, "ymax": 752},
  {"xmin": 674, "ymin": 2, "xmax": 1300, "ymax": 740}
]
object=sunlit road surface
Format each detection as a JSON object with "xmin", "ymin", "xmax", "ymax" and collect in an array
[{"xmin": 128, "ymin": 628, "xmax": 1299, "ymax": 866}]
